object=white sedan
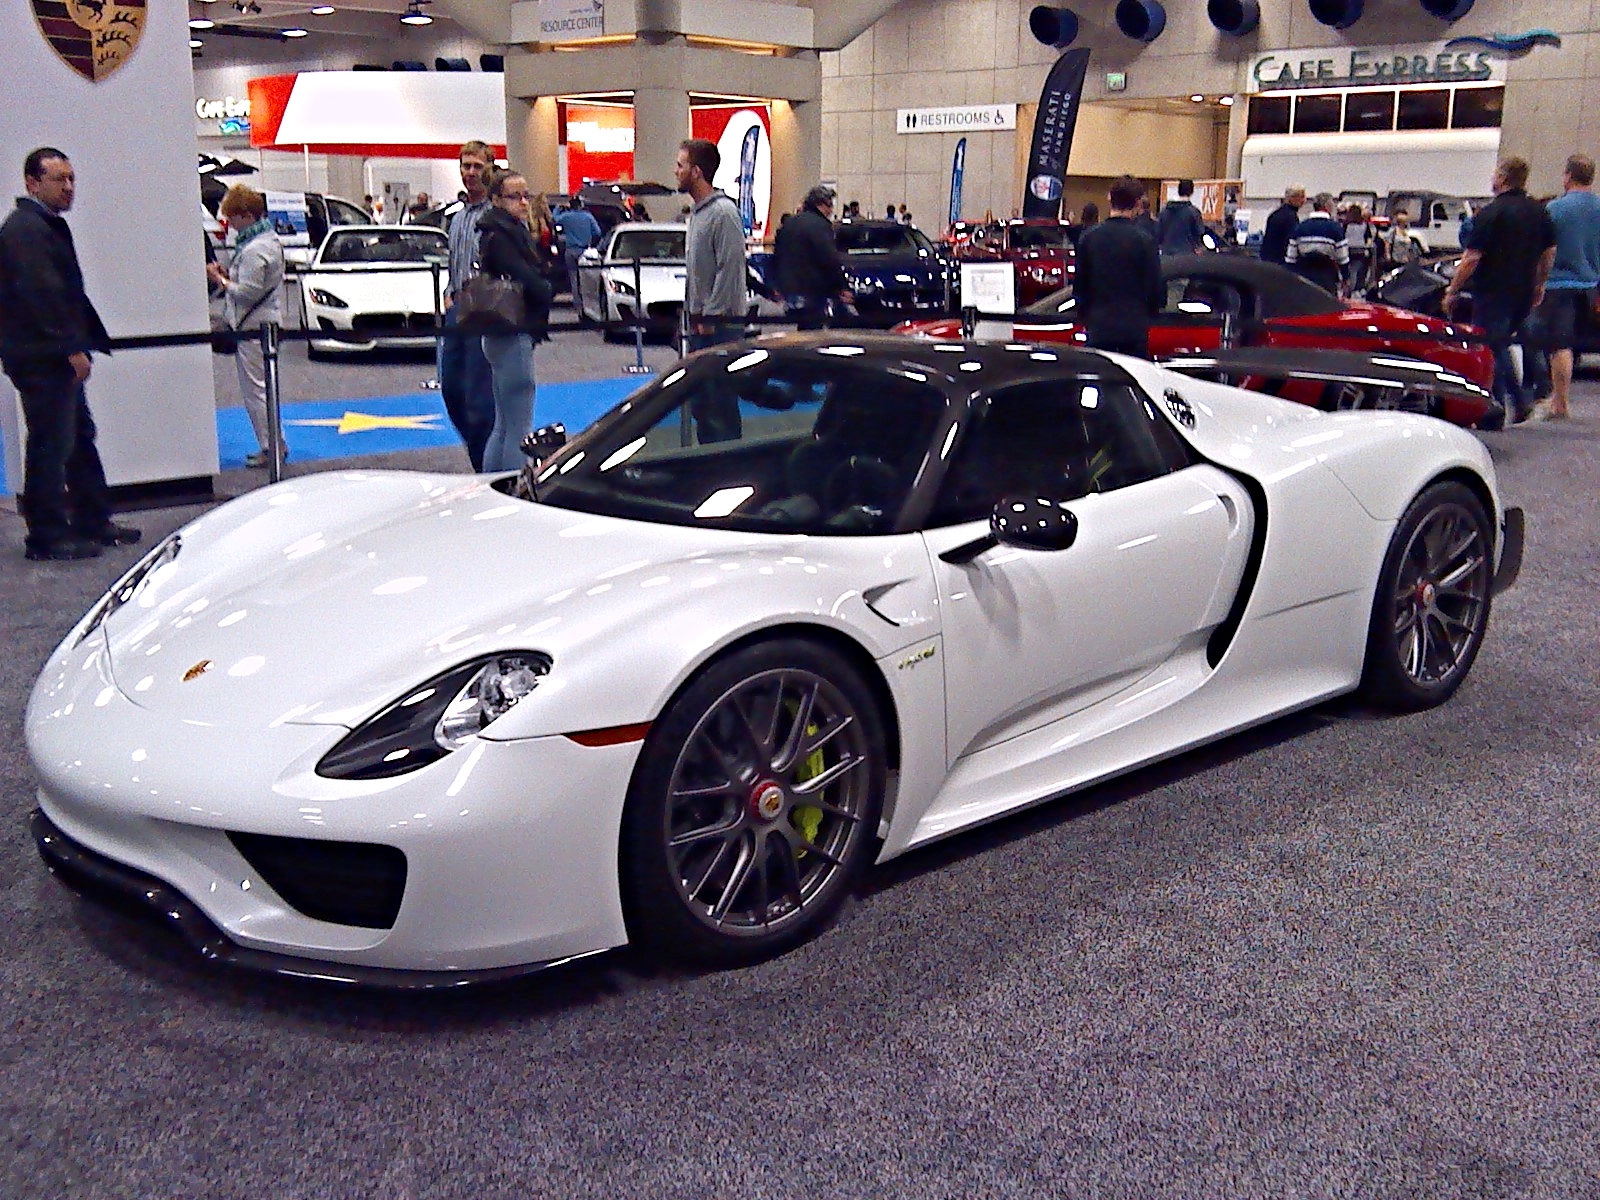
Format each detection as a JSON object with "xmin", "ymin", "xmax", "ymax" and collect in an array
[
  {"xmin": 300, "ymin": 226, "xmax": 448, "ymax": 356},
  {"xmin": 27, "ymin": 335, "xmax": 1522, "ymax": 985},
  {"xmin": 574, "ymin": 222, "xmax": 689, "ymax": 339}
]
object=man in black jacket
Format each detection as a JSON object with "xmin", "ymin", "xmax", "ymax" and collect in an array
[
  {"xmin": 1259, "ymin": 184, "xmax": 1305, "ymax": 265},
  {"xmin": 773, "ymin": 185, "xmax": 851, "ymax": 330},
  {"xmin": 0, "ymin": 148, "xmax": 137, "ymax": 561},
  {"xmin": 1073, "ymin": 176, "xmax": 1163, "ymax": 358}
]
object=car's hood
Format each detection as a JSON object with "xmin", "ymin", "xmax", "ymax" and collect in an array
[
  {"xmin": 301, "ymin": 268, "xmax": 440, "ymax": 310},
  {"xmin": 95, "ymin": 472, "xmax": 856, "ymax": 731}
]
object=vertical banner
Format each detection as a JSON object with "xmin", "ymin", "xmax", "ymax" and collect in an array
[
  {"xmin": 948, "ymin": 136, "xmax": 967, "ymax": 229},
  {"xmin": 736, "ymin": 126, "xmax": 759, "ymax": 234},
  {"xmin": 1021, "ymin": 48, "xmax": 1091, "ymax": 219}
]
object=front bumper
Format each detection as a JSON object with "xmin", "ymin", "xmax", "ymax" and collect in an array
[{"xmin": 32, "ymin": 808, "xmax": 595, "ymax": 989}]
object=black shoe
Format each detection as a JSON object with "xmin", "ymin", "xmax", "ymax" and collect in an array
[
  {"xmin": 25, "ymin": 538, "xmax": 103, "ymax": 561},
  {"xmin": 1476, "ymin": 401, "xmax": 1506, "ymax": 432},
  {"xmin": 79, "ymin": 523, "xmax": 142, "ymax": 547}
]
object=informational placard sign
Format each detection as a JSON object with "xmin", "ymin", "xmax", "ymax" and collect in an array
[
  {"xmin": 538, "ymin": 0, "xmax": 605, "ymax": 41},
  {"xmin": 960, "ymin": 262, "xmax": 1016, "ymax": 315},
  {"xmin": 897, "ymin": 105, "xmax": 1017, "ymax": 135},
  {"xmin": 264, "ymin": 190, "xmax": 310, "ymax": 246}
]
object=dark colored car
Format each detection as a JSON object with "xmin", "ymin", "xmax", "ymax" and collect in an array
[
  {"xmin": 898, "ymin": 254, "xmax": 1495, "ymax": 427},
  {"xmin": 750, "ymin": 220, "xmax": 954, "ymax": 327}
]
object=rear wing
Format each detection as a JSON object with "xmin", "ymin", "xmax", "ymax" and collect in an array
[{"xmin": 1159, "ymin": 347, "xmax": 1493, "ymax": 418}]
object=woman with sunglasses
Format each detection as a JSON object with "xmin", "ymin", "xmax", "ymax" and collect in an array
[{"xmin": 475, "ymin": 169, "xmax": 554, "ymax": 472}]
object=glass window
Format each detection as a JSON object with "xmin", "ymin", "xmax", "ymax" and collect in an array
[
  {"xmin": 1452, "ymin": 85, "xmax": 1503, "ymax": 129},
  {"xmin": 928, "ymin": 380, "xmax": 1188, "ymax": 527},
  {"xmin": 1160, "ymin": 276, "xmax": 1244, "ymax": 322},
  {"xmin": 326, "ymin": 198, "xmax": 370, "ymax": 227},
  {"xmin": 320, "ymin": 229, "xmax": 448, "ymax": 265},
  {"xmin": 1247, "ymin": 95, "xmax": 1291, "ymax": 135},
  {"xmin": 536, "ymin": 352, "xmax": 946, "ymax": 535},
  {"xmin": 1008, "ymin": 224, "xmax": 1073, "ymax": 251},
  {"xmin": 835, "ymin": 224, "xmax": 919, "ymax": 255},
  {"xmin": 609, "ymin": 229, "xmax": 686, "ymax": 261},
  {"xmin": 1344, "ymin": 90, "xmax": 1395, "ymax": 131},
  {"xmin": 1397, "ymin": 88, "xmax": 1450, "ymax": 130},
  {"xmin": 1292, "ymin": 94, "xmax": 1342, "ymax": 134}
]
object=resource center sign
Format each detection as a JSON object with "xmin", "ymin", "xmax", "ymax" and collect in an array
[
  {"xmin": 537, "ymin": 0, "xmax": 604, "ymax": 40},
  {"xmin": 897, "ymin": 104, "xmax": 1017, "ymax": 135}
]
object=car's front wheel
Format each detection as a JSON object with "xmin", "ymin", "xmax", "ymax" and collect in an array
[
  {"xmin": 620, "ymin": 639, "xmax": 886, "ymax": 968},
  {"xmin": 1358, "ymin": 480, "xmax": 1493, "ymax": 710}
]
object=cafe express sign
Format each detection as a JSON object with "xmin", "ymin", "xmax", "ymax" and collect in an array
[{"xmin": 1247, "ymin": 43, "xmax": 1501, "ymax": 92}]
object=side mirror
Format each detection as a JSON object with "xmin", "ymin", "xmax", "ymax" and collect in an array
[
  {"xmin": 994, "ymin": 494, "xmax": 1079, "ymax": 551},
  {"xmin": 939, "ymin": 494, "xmax": 1078, "ymax": 563},
  {"xmin": 520, "ymin": 422, "xmax": 567, "ymax": 463}
]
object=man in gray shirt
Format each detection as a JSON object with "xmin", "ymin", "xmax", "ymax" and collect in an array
[
  {"xmin": 675, "ymin": 137, "xmax": 747, "ymax": 352},
  {"xmin": 438, "ymin": 139, "xmax": 496, "ymax": 470}
]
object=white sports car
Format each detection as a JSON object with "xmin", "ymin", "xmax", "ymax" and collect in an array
[
  {"xmin": 574, "ymin": 222, "xmax": 690, "ymax": 339},
  {"xmin": 300, "ymin": 226, "xmax": 448, "ymax": 356},
  {"xmin": 28, "ymin": 335, "xmax": 1523, "ymax": 985}
]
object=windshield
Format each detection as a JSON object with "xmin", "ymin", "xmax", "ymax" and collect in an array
[
  {"xmin": 534, "ymin": 348, "xmax": 947, "ymax": 535},
  {"xmin": 836, "ymin": 224, "xmax": 921, "ymax": 256},
  {"xmin": 610, "ymin": 229, "xmax": 686, "ymax": 261},
  {"xmin": 1022, "ymin": 285, "xmax": 1077, "ymax": 317},
  {"xmin": 1008, "ymin": 224, "xmax": 1072, "ymax": 251},
  {"xmin": 321, "ymin": 229, "xmax": 448, "ymax": 265}
]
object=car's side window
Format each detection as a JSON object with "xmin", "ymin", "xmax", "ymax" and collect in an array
[
  {"xmin": 930, "ymin": 378, "xmax": 1192, "ymax": 526},
  {"xmin": 1162, "ymin": 276, "xmax": 1244, "ymax": 322}
]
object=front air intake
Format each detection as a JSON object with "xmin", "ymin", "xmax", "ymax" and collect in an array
[{"xmin": 229, "ymin": 832, "xmax": 407, "ymax": 929}]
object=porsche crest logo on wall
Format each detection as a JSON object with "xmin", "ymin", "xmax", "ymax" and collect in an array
[{"xmin": 33, "ymin": 0, "xmax": 147, "ymax": 83}]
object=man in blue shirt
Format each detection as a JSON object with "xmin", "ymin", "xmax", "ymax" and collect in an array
[
  {"xmin": 1531, "ymin": 154, "xmax": 1600, "ymax": 420},
  {"xmin": 439, "ymin": 139, "xmax": 496, "ymax": 470},
  {"xmin": 1284, "ymin": 193, "xmax": 1349, "ymax": 295},
  {"xmin": 553, "ymin": 197, "xmax": 603, "ymax": 300}
]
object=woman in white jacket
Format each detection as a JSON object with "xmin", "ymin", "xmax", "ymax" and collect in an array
[{"xmin": 207, "ymin": 185, "xmax": 286, "ymax": 468}]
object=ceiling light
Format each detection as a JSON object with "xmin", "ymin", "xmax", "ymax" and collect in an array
[
  {"xmin": 282, "ymin": 26, "xmax": 308, "ymax": 37},
  {"xmin": 188, "ymin": 17, "xmax": 214, "ymax": 28},
  {"xmin": 1219, "ymin": 95, "xmax": 1235, "ymax": 105},
  {"xmin": 189, "ymin": 38, "xmax": 204, "ymax": 48},
  {"xmin": 400, "ymin": 1, "xmax": 433, "ymax": 24},
  {"xmin": 310, "ymin": 4, "xmax": 336, "ymax": 11},
  {"xmin": 1189, "ymin": 94, "xmax": 1205, "ymax": 102}
]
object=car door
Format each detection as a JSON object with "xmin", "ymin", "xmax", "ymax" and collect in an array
[
  {"xmin": 580, "ymin": 230, "xmax": 614, "ymax": 321},
  {"xmin": 922, "ymin": 375, "xmax": 1248, "ymax": 762},
  {"xmin": 1149, "ymin": 273, "xmax": 1246, "ymax": 356}
]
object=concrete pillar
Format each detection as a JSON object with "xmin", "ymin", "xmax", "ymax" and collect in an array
[
  {"xmin": 634, "ymin": 86, "xmax": 693, "ymax": 217},
  {"xmin": 771, "ymin": 98, "xmax": 823, "ymax": 221},
  {"xmin": 1225, "ymin": 96, "xmax": 1249, "ymax": 179}
]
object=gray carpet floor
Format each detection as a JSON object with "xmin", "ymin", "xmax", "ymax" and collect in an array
[{"xmin": 1, "ymin": 369, "xmax": 1597, "ymax": 1198}]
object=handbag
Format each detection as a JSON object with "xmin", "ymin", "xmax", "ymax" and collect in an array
[
  {"xmin": 455, "ymin": 273, "xmax": 525, "ymax": 333},
  {"xmin": 210, "ymin": 266, "xmax": 282, "ymax": 355}
]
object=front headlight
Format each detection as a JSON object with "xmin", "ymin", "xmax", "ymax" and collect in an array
[
  {"xmin": 76, "ymin": 533, "xmax": 182, "ymax": 646},
  {"xmin": 308, "ymin": 287, "xmax": 348, "ymax": 308},
  {"xmin": 316, "ymin": 652, "xmax": 552, "ymax": 780}
]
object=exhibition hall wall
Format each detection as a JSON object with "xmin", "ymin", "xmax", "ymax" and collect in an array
[{"xmin": 1, "ymin": 2, "xmax": 217, "ymax": 494}]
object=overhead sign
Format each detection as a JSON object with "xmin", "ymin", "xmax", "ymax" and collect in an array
[
  {"xmin": 249, "ymin": 72, "xmax": 508, "ymax": 158},
  {"xmin": 1246, "ymin": 43, "xmax": 1508, "ymax": 92},
  {"xmin": 537, "ymin": 0, "xmax": 604, "ymax": 40},
  {"xmin": 897, "ymin": 105, "xmax": 1017, "ymax": 135},
  {"xmin": 197, "ymin": 96, "xmax": 251, "ymax": 121},
  {"xmin": 33, "ymin": 0, "xmax": 146, "ymax": 82}
]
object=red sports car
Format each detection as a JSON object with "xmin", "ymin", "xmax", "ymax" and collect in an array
[
  {"xmin": 957, "ymin": 218, "xmax": 1076, "ymax": 306},
  {"xmin": 899, "ymin": 254, "xmax": 1495, "ymax": 427}
]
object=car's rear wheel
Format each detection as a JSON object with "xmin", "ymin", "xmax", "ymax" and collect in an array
[
  {"xmin": 620, "ymin": 639, "xmax": 886, "ymax": 968},
  {"xmin": 1358, "ymin": 480, "xmax": 1493, "ymax": 711}
]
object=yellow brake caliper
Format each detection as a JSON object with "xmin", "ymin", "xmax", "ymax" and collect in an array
[{"xmin": 791, "ymin": 709, "xmax": 825, "ymax": 851}]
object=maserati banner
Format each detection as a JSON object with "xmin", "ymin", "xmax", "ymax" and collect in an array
[
  {"xmin": 1021, "ymin": 48, "xmax": 1090, "ymax": 220},
  {"xmin": 33, "ymin": 0, "xmax": 146, "ymax": 82}
]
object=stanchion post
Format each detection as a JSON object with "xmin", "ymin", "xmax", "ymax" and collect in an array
[
  {"xmin": 677, "ymin": 305, "xmax": 693, "ymax": 447},
  {"xmin": 261, "ymin": 321, "xmax": 285, "ymax": 483},
  {"xmin": 431, "ymin": 260, "xmax": 442, "ymax": 328},
  {"xmin": 623, "ymin": 255, "xmax": 652, "ymax": 375}
]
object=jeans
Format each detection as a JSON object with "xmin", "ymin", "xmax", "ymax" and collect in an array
[
  {"xmin": 4, "ymin": 356, "xmax": 111, "ymax": 549},
  {"xmin": 437, "ymin": 305, "xmax": 495, "ymax": 470},
  {"xmin": 1472, "ymin": 293, "xmax": 1532, "ymax": 418},
  {"xmin": 481, "ymin": 332, "xmax": 536, "ymax": 473},
  {"xmin": 687, "ymin": 322, "xmax": 745, "ymax": 443}
]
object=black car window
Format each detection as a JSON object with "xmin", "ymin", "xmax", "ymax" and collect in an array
[
  {"xmin": 535, "ymin": 351, "xmax": 945, "ymax": 535},
  {"xmin": 1161, "ymin": 276, "xmax": 1244, "ymax": 321},
  {"xmin": 836, "ymin": 225, "xmax": 918, "ymax": 255},
  {"xmin": 929, "ymin": 378, "xmax": 1189, "ymax": 526},
  {"xmin": 326, "ymin": 198, "xmax": 369, "ymax": 227}
]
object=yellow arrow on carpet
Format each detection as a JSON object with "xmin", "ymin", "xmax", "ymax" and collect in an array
[{"xmin": 285, "ymin": 411, "xmax": 446, "ymax": 435}]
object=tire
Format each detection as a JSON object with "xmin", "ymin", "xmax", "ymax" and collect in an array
[
  {"xmin": 1358, "ymin": 480, "xmax": 1493, "ymax": 711},
  {"xmin": 619, "ymin": 638, "xmax": 887, "ymax": 968}
]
